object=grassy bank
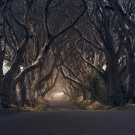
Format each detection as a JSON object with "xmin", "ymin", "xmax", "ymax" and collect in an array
[
  {"xmin": 75, "ymin": 100, "xmax": 135, "ymax": 110},
  {"xmin": 0, "ymin": 97, "xmax": 47, "ymax": 112}
]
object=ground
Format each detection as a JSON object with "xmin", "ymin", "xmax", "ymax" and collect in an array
[{"xmin": 0, "ymin": 100, "xmax": 135, "ymax": 135}]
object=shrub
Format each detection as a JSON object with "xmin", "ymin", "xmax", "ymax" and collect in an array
[{"xmin": 85, "ymin": 73, "xmax": 105, "ymax": 101}]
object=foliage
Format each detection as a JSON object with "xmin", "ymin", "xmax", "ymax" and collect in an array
[
  {"xmin": 75, "ymin": 100, "xmax": 112, "ymax": 110},
  {"xmin": 97, "ymin": 64, "xmax": 101, "ymax": 69},
  {"xmin": 1, "ymin": 96, "xmax": 12, "ymax": 108},
  {"xmin": 75, "ymin": 100, "xmax": 135, "ymax": 110},
  {"xmin": 0, "ymin": 97, "xmax": 47, "ymax": 112},
  {"xmin": 85, "ymin": 73, "xmax": 101, "ymax": 101},
  {"xmin": 74, "ymin": 100, "xmax": 88, "ymax": 109},
  {"xmin": 21, "ymin": 97, "xmax": 47, "ymax": 111}
]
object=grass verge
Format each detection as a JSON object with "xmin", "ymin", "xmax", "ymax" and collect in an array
[
  {"xmin": 0, "ymin": 97, "xmax": 48, "ymax": 112},
  {"xmin": 75, "ymin": 100, "xmax": 135, "ymax": 110}
]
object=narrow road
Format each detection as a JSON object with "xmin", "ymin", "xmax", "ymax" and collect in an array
[
  {"xmin": 45, "ymin": 100, "xmax": 84, "ymax": 111},
  {"xmin": 0, "ymin": 100, "xmax": 135, "ymax": 135}
]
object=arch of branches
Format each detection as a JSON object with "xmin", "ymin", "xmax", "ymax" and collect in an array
[{"xmin": 0, "ymin": 0, "xmax": 135, "ymax": 108}]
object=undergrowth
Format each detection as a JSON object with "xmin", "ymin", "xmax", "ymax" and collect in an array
[
  {"xmin": 0, "ymin": 97, "xmax": 47, "ymax": 112},
  {"xmin": 75, "ymin": 100, "xmax": 135, "ymax": 110}
]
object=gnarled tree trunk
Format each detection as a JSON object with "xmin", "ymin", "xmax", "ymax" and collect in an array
[{"xmin": 104, "ymin": 53, "xmax": 124, "ymax": 106}]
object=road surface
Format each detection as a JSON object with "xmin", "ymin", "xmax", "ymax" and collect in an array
[
  {"xmin": 45, "ymin": 100, "xmax": 84, "ymax": 111},
  {"xmin": 0, "ymin": 100, "xmax": 135, "ymax": 135}
]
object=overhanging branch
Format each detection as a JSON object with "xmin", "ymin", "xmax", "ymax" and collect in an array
[
  {"xmin": 13, "ymin": 0, "xmax": 87, "ymax": 85},
  {"xmin": 76, "ymin": 44, "xmax": 105, "ymax": 78},
  {"xmin": 60, "ymin": 66, "xmax": 82, "ymax": 85},
  {"xmin": 73, "ymin": 27, "xmax": 104, "ymax": 51}
]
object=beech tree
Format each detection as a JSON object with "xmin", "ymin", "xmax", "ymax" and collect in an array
[
  {"xmin": 1, "ymin": 0, "xmax": 135, "ymax": 108},
  {"xmin": 0, "ymin": 0, "xmax": 87, "ymax": 107},
  {"xmin": 105, "ymin": 0, "xmax": 135, "ymax": 103},
  {"xmin": 73, "ymin": 0, "xmax": 130, "ymax": 106}
]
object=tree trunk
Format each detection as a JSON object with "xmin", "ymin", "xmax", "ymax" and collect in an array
[
  {"xmin": 30, "ymin": 67, "xmax": 40, "ymax": 99},
  {"xmin": 25, "ymin": 73, "xmax": 31, "ymax": 99},
  {"xmin": 91, "ymin": 49, "xmax": 99, "ymax": 73},
  {"xmin": 0, "ymin": 33, "xmax": 4, "ymax": 105},
  {"xmin": 0, "ymin": 57, "xmax": 3, "ymax": 102},
  {"xmin": 35, "ymin": 90, "xmax": 38, "ymax": 99},
  {"xmin": 11, "ymin": 83, "xmax": 17, "ymax": 106},
  {"xmin": 1, "ymin": 78, "xmax": 12, "ymax": 108},
  {"xmin": 18, "ymin": 70, "xmax": 26, "ymax": 107},
  {"xmin": 104, "ymin": 75, "xmax": 123, "ymax": 106},
  {"xmin": 126, "ymin": 39, "xmax": 135, "ymax": 102},
  {"xmin": 104, "ymin": 55, "xmax": 124, "ymax": 106},
  {"xmin": 81, "ymin": 86, "xmax": 87, "ymax": 100}
]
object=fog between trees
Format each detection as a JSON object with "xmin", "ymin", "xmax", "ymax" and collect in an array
[{"xmin": 0, "ymin": 0, "xmax": 135, "ymax": 108}]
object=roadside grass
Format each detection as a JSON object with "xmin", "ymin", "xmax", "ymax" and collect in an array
[
  {"xmin": 112, "ymin": 103, "xmax": 135, "ymax": 110},
  {"xmin": 21, "ymin": 97, "xmax": 47, "ymax": 112},
  {"xmin": 0, "ymin": 97, "xmax": 47, "ymax": 112},
  {"xmin": 75, "ymin": 100, "xmax": 112, "ymax": 110},
  {"xmin": 75, "ymin": 99, "xmax": 135, "ymax": 110}
]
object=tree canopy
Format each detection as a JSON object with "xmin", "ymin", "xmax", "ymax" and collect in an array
[{"xmin": 0, "ymin": 0, "xmax": 135, "ymax": 108}]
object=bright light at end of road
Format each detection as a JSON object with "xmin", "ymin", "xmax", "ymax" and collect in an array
[{"xmin": 53, "ymin": 92, "xmax": 64, "ymax": 97}]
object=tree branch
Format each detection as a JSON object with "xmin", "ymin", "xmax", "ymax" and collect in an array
[
  {"xmin": 107, "ymin": 0, "xmax": 135, "ymax": 39},
  {"xmin": 76, "ymin": 44, "xmax": 105, "ymax": 77},
  {"xmin": 63, "ymin": 63, "xmax": 83, "ymax": 84},
  {"xmin": 13, "ymin": 0, "xmax": 87, "ymax": 85},
  {"xmin": 73, "ymin": 27, "xmax": 104, "ymax": 51},
  {"xmin": 38, "ymin": 59, "xmax": 57, "ymax": 87},
  {"xmin": 60, "ymin": 66, "xmax": 81, "ymax": 85},
  {"xmin": 5, "ymin": 17, "xmax": 19, "ymax": 48}
]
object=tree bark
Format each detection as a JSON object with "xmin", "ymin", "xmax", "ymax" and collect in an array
[
  {"xmin": 1, "ymin": 0, "xmax": 32, "ymax": 107},
  {"xmin": 126, "ymin": 38, "xmax": 135, "ymax": 102},
  {"xmin": 81, "ymin": 86, "xmax": 87, "ymax": 100},
  {"xmin": 104, "ymin": 51, "xmax": 124, "ymax": 106}
]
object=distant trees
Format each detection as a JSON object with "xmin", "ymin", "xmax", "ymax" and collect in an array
[{"xmin": 60, "ymin": 38, "xmax": 91, "ymax": 100}]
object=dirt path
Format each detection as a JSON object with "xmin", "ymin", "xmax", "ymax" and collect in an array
[{"xmin": 45, "ymin": 100, "xmax": 84, "ymax": 111}]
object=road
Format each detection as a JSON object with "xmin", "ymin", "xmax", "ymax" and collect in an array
[
  {"xmin": 0, "ymin": 100, "xmax": 135, "ymax": 135},
  {"xmin": 45, "ymin": 100, "xmax": 84, "ymax": 111}
]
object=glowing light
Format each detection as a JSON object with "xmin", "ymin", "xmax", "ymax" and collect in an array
[{"xmin": 53, "ymin": 92, "xmax": 64, "ymax": 97}]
